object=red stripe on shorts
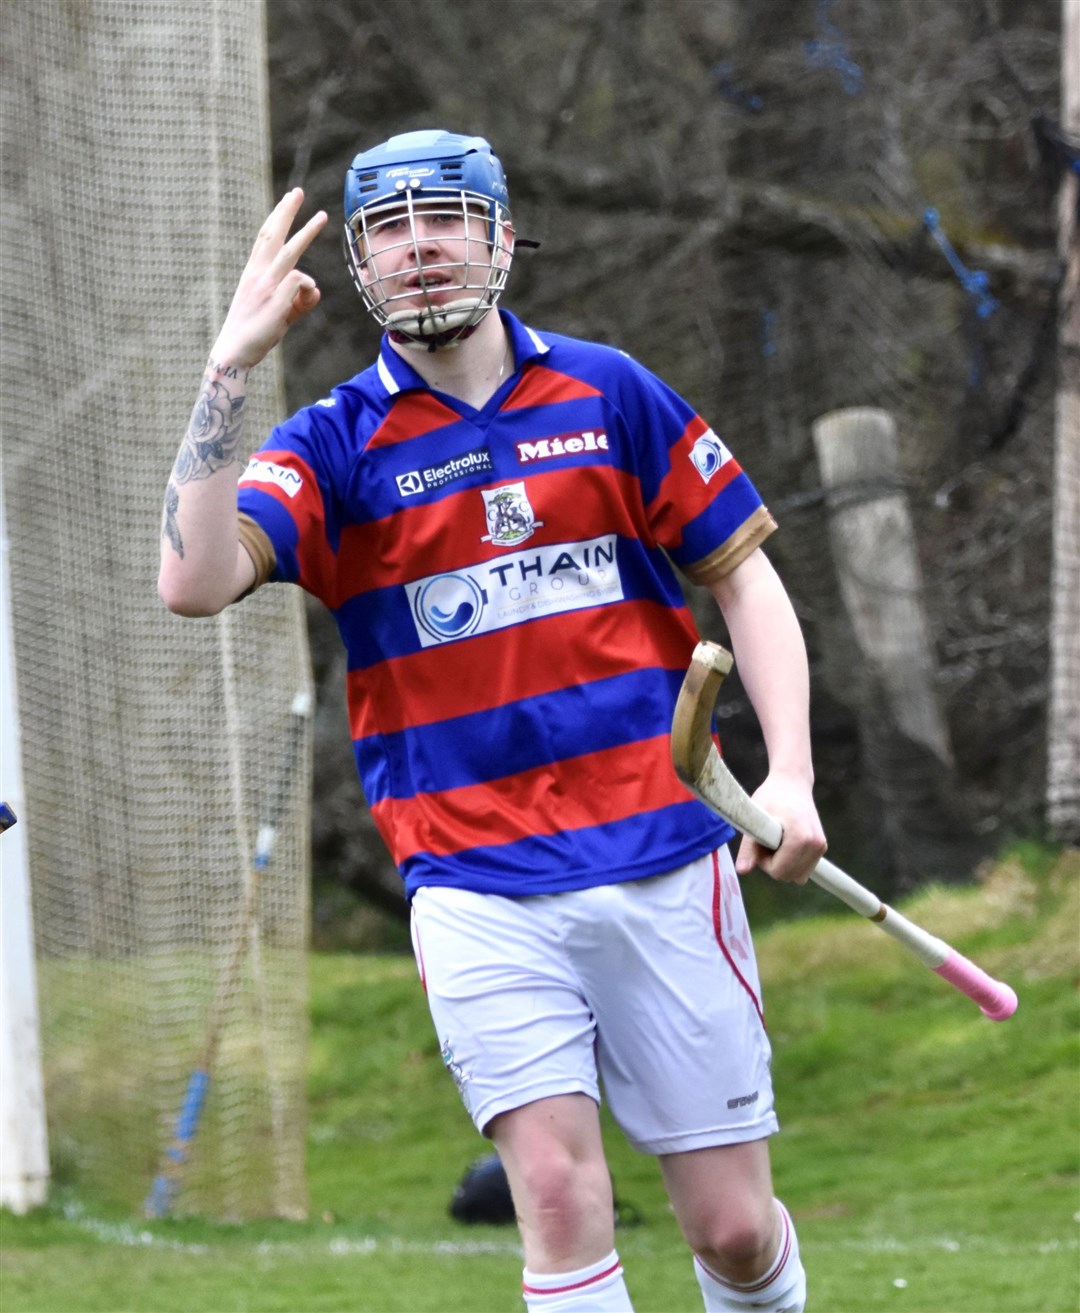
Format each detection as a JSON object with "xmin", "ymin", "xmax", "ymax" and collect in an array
[
  {"xmin": 710, "ymin": 850, "xmax": 765, "ymax": 1029},
  {"xmin": 412, "ymin": 918, "xmax": 428, "ymax": 995}
]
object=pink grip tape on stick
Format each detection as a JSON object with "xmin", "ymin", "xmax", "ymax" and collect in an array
[
  {"xmin": 671, "ymin": 641, "xmax": 1018, "ymax": 1022},
  {"xmin": 933, "ymin": 951, "xmax": 1019, "ymax": 1020}
]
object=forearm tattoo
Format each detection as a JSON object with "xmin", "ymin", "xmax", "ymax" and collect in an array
[
  {"xmin": 161, "ymin": 480, "xmax": 184, "ymax": 557},
  {"xmin": 162, "ymin": 361, "xmax": 249, "ymax": 559},
  {"xmin": 174, "ymin": 364, "xmax": 247, "ymax": 483}
]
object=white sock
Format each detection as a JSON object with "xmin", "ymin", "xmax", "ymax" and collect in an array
[
  {"xmin": 694, "ymin": 1201, "xmax": 805, "ymax": 1312},
  {"xmin": 523, "ymin": 1250, "xmax": 634, "ymax": 1312}
]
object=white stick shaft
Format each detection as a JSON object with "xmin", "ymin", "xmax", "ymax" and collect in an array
[
  {"xmin": 688, "ymin": 750, "xmax": 1020, "ymax": 1005},
  {"xmin": 811, "ymin": 857, "xmax": 947, "ymax": 967}
]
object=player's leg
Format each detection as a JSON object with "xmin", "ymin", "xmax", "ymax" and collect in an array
[
  {"xmin": 410, "ymin": 886, "xmax": 634, "ymax": 1311},
  {"xmin": 491, "ymin": 1094, "xmax": 633, "ymax": 1311},
  {"xmin": 660, "ymin": 1140, "xmax": 805, "ymax": 1312},
  {"xmin": 490, "ymin": 1093, "xmax": 614, "ymax": 1268},
  {"xmin": 565, "ymin": 848, "xmax": 798, "ymax": 1311}
]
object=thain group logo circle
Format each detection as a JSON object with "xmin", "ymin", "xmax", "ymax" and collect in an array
[{"xmin": 413, "ymin": 573, "xmax": 487, "ymax": 642}]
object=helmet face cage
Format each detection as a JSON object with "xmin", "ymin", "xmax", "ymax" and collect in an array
[
  {"xmin": 345, "ymin": 186, "xmax": 513, "ymax": 347},
  {"xmin": 343, "ymin": 131, "xmax": 515, "ymax": 349}
]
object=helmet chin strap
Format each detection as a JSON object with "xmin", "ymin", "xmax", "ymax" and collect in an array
[{"xmin": 385, "ymin": 298, "xmax": 493, "ymax": 351}]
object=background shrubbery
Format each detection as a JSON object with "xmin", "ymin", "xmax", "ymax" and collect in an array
[{"xmin": 261, "ymin": 0, "xmax": 1074, "ymax": 936}]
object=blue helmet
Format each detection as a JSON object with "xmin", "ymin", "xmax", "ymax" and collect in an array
[
  {"xmin": 344, "ymin": 131, "xmax": 510, "ymax": 236},
  {"xmin": 343, "ymin": 130, "xmax": 515, "ymax": 349}
]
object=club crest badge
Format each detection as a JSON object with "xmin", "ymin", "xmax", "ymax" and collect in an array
[
  {"xmin": 440, "ymin": 1038, "xmax": 473, "ymax": 1098},
  {"xmin": 480, "ymin": 481, "xmax": 543, "ymax": 547}
]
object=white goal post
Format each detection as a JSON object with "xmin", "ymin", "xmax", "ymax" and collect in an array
[{"xmin": 0, "ymin": 470, "xmax": 49, "ymax": 1213}]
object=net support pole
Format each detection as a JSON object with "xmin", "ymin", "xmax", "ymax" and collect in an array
[
  {"xmin": 1047, "ymin": 0, "xmax": 1080, "ymax": 842},
  {"xmin": 0, "ymin": 467, "xmax": 50, "ymax": 1212}
]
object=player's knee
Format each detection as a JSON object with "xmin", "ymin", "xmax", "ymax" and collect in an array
[
  {"xmin": 491, "ymin": 1096, "xmax": 614, "ymax": 1258},
  {"xmin": 689, "ymin": 1205, "xmax": 776, "ymax": 1278},
  {"xmin": 514, "ymin": 1151, "xmax": 611, "ymax": 1252},
  {"xmin": 518, "ymin": 1149, "xmax": 600, "ymax": 1216}
]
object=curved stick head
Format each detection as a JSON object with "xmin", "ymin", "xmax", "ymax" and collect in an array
[{"xmin": 671, "ymin": 642, "xmax": 734, "ymax": 787}]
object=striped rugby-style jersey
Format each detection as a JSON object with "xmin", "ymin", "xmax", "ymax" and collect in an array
[{"xmin": 237, "ymin": 310, "xmax": 776, "ymax": 898}]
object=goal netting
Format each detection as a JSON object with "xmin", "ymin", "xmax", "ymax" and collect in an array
[
  {"xmin": 268, "ymin": 0, "xmax": 1077, "ymax": 901},
  {"xmin": 1, "ymin": 0, "xmax": 311, "ymax": 1218}
]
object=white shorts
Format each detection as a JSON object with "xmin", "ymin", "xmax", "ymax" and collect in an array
[{"xmin": 409, "ymin": 847, "xmax": 778, "ymax": 1156}]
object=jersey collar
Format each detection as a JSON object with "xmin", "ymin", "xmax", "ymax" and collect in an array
[{"xmin": 376, "ymin": 309, "xmax": 550, "ymax": 398}]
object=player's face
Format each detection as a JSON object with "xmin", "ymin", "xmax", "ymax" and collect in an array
[{"xmin": 359, "ymin": 200, "xmax": 496, "ymax": 310}]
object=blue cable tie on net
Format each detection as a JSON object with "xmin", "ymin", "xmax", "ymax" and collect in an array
[
  {"xmin": 760, "ymin": 308, "xmax": 779, "ymax": 358},
  {"xmin": 805, "ymin": 0, "xmax": 864, "ymax": 96},
  {"xmin": 923, "ymin": 208, "xmax": 998, "ymax": 319},
  {"xmin": 711, "ymin": 61, "xmax": 764, "ymax": 113}
]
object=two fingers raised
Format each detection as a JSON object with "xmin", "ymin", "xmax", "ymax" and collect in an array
[{"xmin": 222, "ymin": 189, "xmax": 327, "ymax": 365}]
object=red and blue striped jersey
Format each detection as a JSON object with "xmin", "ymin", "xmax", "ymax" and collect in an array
[{"xmin": 237, "ymin": 311, "xmax": 776, "ymax": 897}]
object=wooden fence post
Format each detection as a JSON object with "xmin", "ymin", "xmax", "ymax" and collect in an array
[
  {"xmin": 808, "ymin": 407, "xmax": 986, "ymax": 886},
  {"xmin": 811, "ymin": 407, "xmax": 952, "ymax": 766}
]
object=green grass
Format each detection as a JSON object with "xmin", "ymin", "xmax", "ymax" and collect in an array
[{"xmin": 2, "ymin": 847, "xmax": 1078, "ymax": 1312}]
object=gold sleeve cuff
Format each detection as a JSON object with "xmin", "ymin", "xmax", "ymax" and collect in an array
[
  {"xmin": 237, "ymin": 512, "xmax": 277, "ymax": 593},
  {"xmin": 681, "ymin": 506, "xmax": 778, "ymax": 587}
]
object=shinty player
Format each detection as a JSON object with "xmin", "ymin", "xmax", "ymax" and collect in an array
[{"xmin": 158, "ymin": 130, "xmax": 827, "ymax": 1312}]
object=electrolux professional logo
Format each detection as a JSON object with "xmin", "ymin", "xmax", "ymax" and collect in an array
[
  {"xmin": 405, "ymin": 535, "xmax": 624, "ymax": 649},
  {"xmin": 397, "ymin": 471, "xmax": 425, "ymax": 496},
  {"xmin": 688, "ymin": 429, "xmax": 733, "ymax": 484},
  {"xmin": 396, "ymin": 445, "xmax": 494, "ymax": 497}
]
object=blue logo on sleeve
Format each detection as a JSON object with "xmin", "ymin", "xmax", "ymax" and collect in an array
[{"xmin": 688, "ymin": 430, "xmax": 732, "ymax": 483}]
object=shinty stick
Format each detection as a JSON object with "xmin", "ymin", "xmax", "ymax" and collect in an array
[{"xmin": 671, "ymin": 641, "xmax": 1017, "ymax": 1021}]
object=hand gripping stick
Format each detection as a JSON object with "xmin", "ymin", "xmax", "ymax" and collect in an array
[{"xmin": 670, "ymin": 642, "xmax": 1017, "ymax": 1021}]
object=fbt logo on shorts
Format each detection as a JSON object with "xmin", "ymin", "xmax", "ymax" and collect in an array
[
  {"xmin": 726, "ymin": 1089, "xmax": 760, "ymax": 1111},
  {"xmin": 405, "ymin": 535, "xmax": 624, "ymax": 647},
  {"xmin": 688, "ymin": 429, "xmax": 733, "ymax": 484},
  {"xmin": 515, "ymin": 430, "xmax": 608, "ymax": 464},
  {"xmin": 240, "ymin": 458, "xmax": 303, "ymax": 498}
]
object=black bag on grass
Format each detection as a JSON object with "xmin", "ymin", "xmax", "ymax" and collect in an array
[{"xmin": 449, "ymin": 1153, "xmax": 517, "ymax": 1224}]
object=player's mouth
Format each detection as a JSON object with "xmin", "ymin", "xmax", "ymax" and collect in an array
[{"xmin": 405, "ymin": 270, "xmax": 455, "ymax": 292}]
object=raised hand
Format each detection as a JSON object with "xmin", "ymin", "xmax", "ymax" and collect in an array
[{"xmin": 212, "ymin": 188, "xmax": 328, "ymax": 370}]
